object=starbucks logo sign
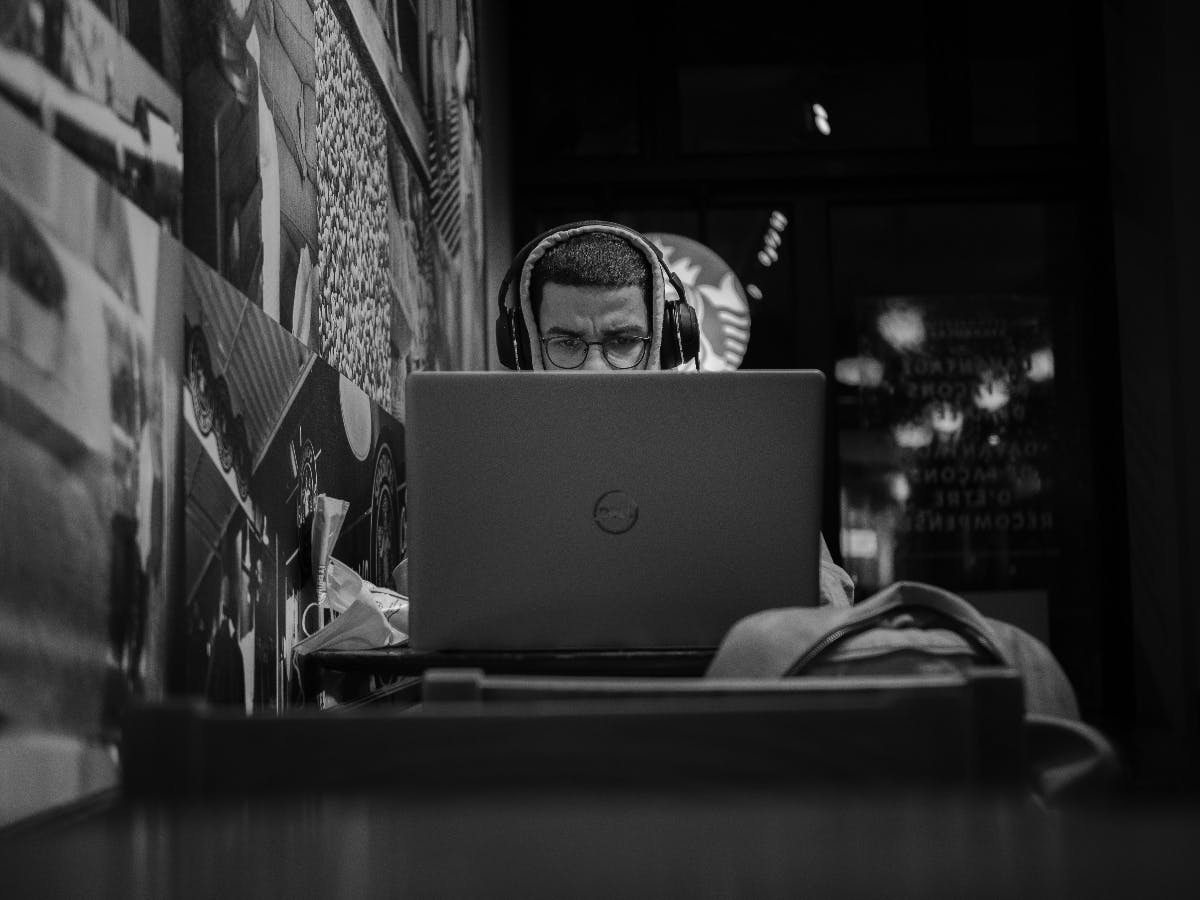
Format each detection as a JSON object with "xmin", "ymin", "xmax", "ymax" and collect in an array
[{"xmin": 647, "ymin": 233, "xmax": 752, "ymax": 371}]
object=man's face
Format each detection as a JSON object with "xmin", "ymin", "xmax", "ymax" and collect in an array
[{"xmin": 537, "ymin": 282, "xmax": 650, "ymax": 372}]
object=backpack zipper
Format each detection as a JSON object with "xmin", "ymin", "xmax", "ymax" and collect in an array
[{"xmin": 784, "ymin": 619, "xmax": 879, "ymax": 676}]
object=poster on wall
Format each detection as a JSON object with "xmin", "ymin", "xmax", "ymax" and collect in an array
[
  {"xmin": 332, "ymin": 0, "xmax": 428, "ymax": 175},
  {"xmin": 836, "ymin": 294, "xmax": 1057, "ymax": 595},
  {"xmin": 0, "ymin": 99, "xmax": 182, "ymax": 738},
  {"xmin": 421, "ymin": 0, "xmax": 484, "ymax": 372},
  {"xmin": 384, "ymin": 124, "xmax": 438, "ymax": 422},
  {"xmin": 178, "ymin": 0, "xmax": 263, "ymax": 307},
  {"xmin": 442, "ymin": 0, "xmax": 486, "ymax": 373},
  {"xmin": 253, "ymin": 0, "xmax": 319, "ymax": 339},
  {"xmin": 174, "ymin": 0, "xmax": 320, "ymax": 340},
  {"xmin": 0, "ymin": 0, "xmax": 478, "ymax": 726},
  {"xmin": 314, "ymin": 0, "xmax": 394, "ymax": 409},
  {"xmin": 316, "ymin": 0, "xmax": 486, "ymax": 421},
  {"xmin": 0, "ymin": 0, "xmax": 184, "ymax": 234},
  {"xmin": 3, "ymin": 0, "xmax": 349, "ymax": 355},
  {"xmin": 182, "ymin": 254, "xmax": 404, "ymax": 711}
]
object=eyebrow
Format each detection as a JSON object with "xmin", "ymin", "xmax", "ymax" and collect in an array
[{"xmin": 543, "ymin": 324, "xmax": 648, "ymax": 337}]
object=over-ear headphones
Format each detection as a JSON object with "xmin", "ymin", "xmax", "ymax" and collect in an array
[{"xmin": 495, "ymin": 220, "xmax": 701, "ymax": 370}]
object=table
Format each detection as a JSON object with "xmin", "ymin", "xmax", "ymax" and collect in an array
[{"xmin": 5, "ymin": 788, "xmax": 1199, "ymax": 898}]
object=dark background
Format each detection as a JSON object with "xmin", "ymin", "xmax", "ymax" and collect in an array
[{"xmin": 497, "ymin": 0, "xmax": 1199, "ymax": 793}]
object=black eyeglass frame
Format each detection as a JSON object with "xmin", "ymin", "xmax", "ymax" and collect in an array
[{"xmin": 538, "ymin": 335, "xmax": 652, "ymax": 370}]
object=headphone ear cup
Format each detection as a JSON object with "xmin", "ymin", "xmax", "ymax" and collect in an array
[
  {"xmin": 659, "ymin": 300, "xmax": 701, "ymax": 369},
  {"xmin": 495, "ymin": 308, "xmax": 519, "ymax": 369},
  {"xmin": 515, "ymin": 311, "xmax": 533, "ymax": 369},
  {"xmin": 496, "ymin": 306, "xmax": 533, "ymax": 370},
  {"xmin": 675, "ymin": 299, "xmax": 701, "ymax": 366},
  {"xmin": 659, "ymin": 301, "xmax": 682, "ymax": 370}
]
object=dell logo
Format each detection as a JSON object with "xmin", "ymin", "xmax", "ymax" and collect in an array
[{"xmin": 594, "ymin": 490, "xmax": 639, "ymax": 535}]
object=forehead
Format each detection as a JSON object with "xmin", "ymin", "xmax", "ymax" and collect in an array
[{"xmin": 538, "ymin": 283, "xmax": 648, "ymax": 330}]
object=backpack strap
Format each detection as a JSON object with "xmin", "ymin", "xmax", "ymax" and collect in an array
[{"xmin": 707, "ymin": 581, "xmax": 1011, "ymax": 679}]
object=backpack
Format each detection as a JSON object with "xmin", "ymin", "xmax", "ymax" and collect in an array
[{"xmin": 706, "ymin": 581, "xmax": 1118, "ymax": 801}]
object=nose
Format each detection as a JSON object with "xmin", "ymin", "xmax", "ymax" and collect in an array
[{"xmin": 579, "ymin": 343, "xmax": 609, "ymax": 372}]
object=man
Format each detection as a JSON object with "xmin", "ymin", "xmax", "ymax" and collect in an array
[
  {"xmin": 503, "ymin": 221, "xmax": 855, "ymax": 607},
  {"xmin": 531, "ymin": 230, "xmax": 661, "ymax": 373}
]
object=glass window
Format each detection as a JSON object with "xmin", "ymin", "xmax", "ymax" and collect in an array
[
  {"xmin": 837, "ymin": 292, "xmax": 1056, "ymax": 595},
  {"xmin": 831, "ymin": 203, "xmax": 1073, "ymax": 604}
]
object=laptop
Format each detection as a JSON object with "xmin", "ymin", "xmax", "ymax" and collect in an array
[{"xmin": 404, "ymin": 371, "xmax": 826, "ymax": 652}]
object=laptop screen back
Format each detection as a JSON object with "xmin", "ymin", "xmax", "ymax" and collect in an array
[{"xmin": 405, "ymin": 371, "xmax": 825, "ymax": 651}]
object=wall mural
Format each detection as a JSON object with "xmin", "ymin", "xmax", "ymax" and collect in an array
[
  {"xmin": 314, "ymin": 0, "xmax": 393, "ymax": 406},
  {"xmin": 182, "ymin": 255, "xmax": 404, "ymax": 711},
  {"xmin": 0, "ymin": 0, "xmax": 485, "ymax": 751},
  {"xmin": 0, "ymin": 1, "xmax": 184, "ymax": 234},
  {"xmin": 316, "ymin": 0, "xmax": 487, "ymax": 417},
  {"xmin": 10, "ymin": 0, "xmax": 490, "ymax": 407},
  {"xmin": 0, "ymin": 98, "xmax": 182, "ymax": 738}
]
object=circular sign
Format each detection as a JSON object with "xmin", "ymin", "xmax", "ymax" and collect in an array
[
  {"xmin": 645, "ymin": 233, "xmax": 752, "ymax": 371},
  {"xmin": 339, "ymin": 373, "xmax": 374, "ymax": 462},
  {"xmin": 371, "ymin": 443, "xmax": 398, "ymax": 584},
  {"xmin": 187, "ymin": 327, "xmax": 214, "ymax": 436},
  {"xmin": 213, "ymin": 379, "xmax": 234, "ymax": 472},
  {"xmin": 295, "ymin": 439, "xmax": 318, "ymax": 528},
  {"xmin": 594, "ymin": 490, "xmax": 639, "ymax": 535}
]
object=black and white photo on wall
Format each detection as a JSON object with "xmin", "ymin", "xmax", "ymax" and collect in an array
[
  {"xmin": 181, "ymin": 253, "xmax": 404, "ymax": 711},
  {"xmin": 0, "ymin": 0, "xmax": 184, "ymax": 233},
  {"xmin": 0, "ymin": 103, "xmax": 183, "ymax": 737}
]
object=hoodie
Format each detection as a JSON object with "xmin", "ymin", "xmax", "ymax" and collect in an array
[
  {"xmin": 515, "ymin": 222, "xmax": 674, "ymax": 371},
  {"xmin": 513, "ymin": 222, "xmax": 855, "ymax": 607}
]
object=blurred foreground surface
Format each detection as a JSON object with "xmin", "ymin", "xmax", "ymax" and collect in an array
[{"xmin": 3, "ymin": 789, "xmax": 1199, "ymax": 899}]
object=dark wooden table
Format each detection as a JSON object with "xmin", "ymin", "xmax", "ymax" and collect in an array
[{"xmin": 4, "ymin": 684, "xmax": 1198, "ymax": 898}]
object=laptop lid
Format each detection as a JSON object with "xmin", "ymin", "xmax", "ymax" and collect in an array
[{"xmin": 405, "ymin": 371, "xmax": 825, "ymax": 652}]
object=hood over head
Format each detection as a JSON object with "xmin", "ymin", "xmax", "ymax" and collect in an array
[{"xmin": 513, "ymin": 222, "xmax": 673, "ymax": 371}]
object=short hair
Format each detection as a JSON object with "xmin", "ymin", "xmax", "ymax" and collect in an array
[{"xmin": 530, "ymin": 232, "xmax": 650, "ymax": 318}]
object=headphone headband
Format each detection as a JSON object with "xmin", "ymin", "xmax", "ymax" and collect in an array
[
  {"xmin": 496, "ymin": 221, "xmax": 699, "ymax": 370},
  {"xmin": 496, "ymin": 220, "xmax": 681, "ymax": 311}
]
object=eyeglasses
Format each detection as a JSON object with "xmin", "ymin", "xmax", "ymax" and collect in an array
[{"xmin": 540, "ymin": 334, "xmax": 651, "ymax": 369}]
